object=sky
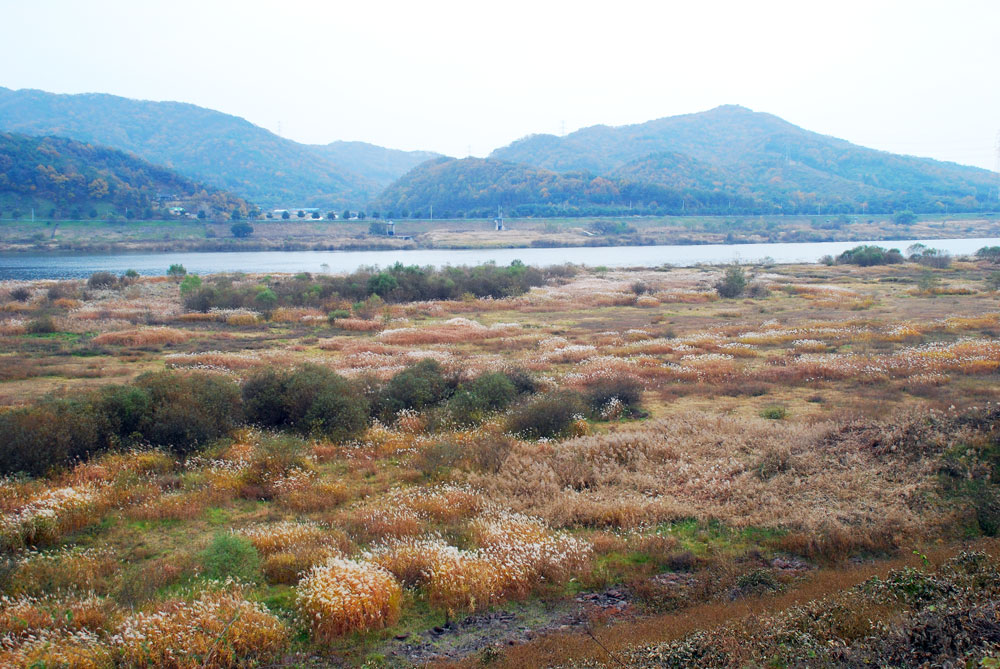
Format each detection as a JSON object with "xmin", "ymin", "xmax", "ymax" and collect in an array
[{"xmin": 2, "ymin": 0, "xmax": 998, "ymax": 170}]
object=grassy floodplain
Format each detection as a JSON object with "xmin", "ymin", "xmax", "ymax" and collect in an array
[
  {"xmin": 0, "ymin": 212, "xmax": 998, "ymax": 253},
  {"xmin": 1, "ymin": 255, "xmax": 1000, "ymax": 667}
]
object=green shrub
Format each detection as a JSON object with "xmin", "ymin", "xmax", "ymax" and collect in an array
[
  {"xmin": 448, "ymin": 372, "xmax": 517, "ymax": 424},
  {"xmin": 253, "ymin": 286, "xmax": 278, "ymax": 313},
  {"xmin": 759, "ymin": 406, "xmax": 787, "ymax": 420},
  {"xmin": 972, "ymin": 485, "xmax": 1000, "ymax": 537},
  {"xmin": 378, "ymin": 359, "xmax": 453, "ymax": 420},
  {"xmin": 167, "ymin": 264, "xmax": 187, "ymax": 278},
  {"xmin": 975, "ymin": 246, "xmax": 1000, "ymax": 262},
  {"xmin": 179, "ymin": 274, "xmax": 203, "ymax": 295},
  {"xmin": 133, "ymin": 371, "xmax": 243, "ymax": 454},
  {"xmin": 715, "ymin": 265, "xmax": 747, "ymax": 298},
  {"xmin": 280, "ymin": 365, "xmax": 369, "ymax": 441},
  {"xmin": 0, "ymin": 397, "xmax": 103, "ymax": 476},
  {"xmin": 230, "ymin": 221, "xmax": 254, "ymax": 238},
  {"xmin": 506, "ymin": 391, "xmax": 585, "ymax": 439},
  {"xmin": 98, "ymin": 385, "xmax": 153, "ymax": 443},
  {"xmin": 182, "ymin": 285, "xmax": 220, "ymax": 312},
  {"xmin": 503, "ymin": 367, "xmax": 538, "ymax": 395},
  {"xmin": 837, "ymin": 245, "xmax": 904, "ymax": 266},
  {"xmin": 0, "ymin": 372, "xmax": 243, "ymax": 474},
  {"xmin": 242, "ymin": 368, "xmax": 292, "ymax": 427},
  {"xmin": 200, "ymin": 533, "xmax": 261, "ymax": 583}
]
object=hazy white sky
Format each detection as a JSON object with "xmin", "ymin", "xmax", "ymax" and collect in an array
[{"xmin": 2, "ymin": 0, "xmax": 998, "ymax": 170}]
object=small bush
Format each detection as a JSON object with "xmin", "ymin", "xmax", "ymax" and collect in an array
[
  {"xmin": 976, "ymin": 245, "xmax": 1000, "ymax": 262},
  {"xmin": 584, "ymin": 375, "xmax": 644, "ymax": 419},
  {"xmin": 413, "ymin": 439, "xmax": 467, "ymax": 478},
  {"xmin": 715, "ymin": 265, "xmax": 747, "ymax": 298},
  {"xmin": 282, "ymin": 365, "xmax": 369, "ymax": 440},
  {"xmin": 45, "ymin": 283, "xmax": 75, "ymax": 301},
  {"xmin": 201, "ymin": 533, "xmax": 262, "ymax": 583},
  {"xmin": 86, "ymin": 271, "xmax": 117, "ymax": 289},
  {"xmin": 837, "ymin": 245, "xmax": 904, "ymax": 266},
  {"xmin": 503, "ymin": 367, "xmax": 538, "ymax": 395},
  {"xmin": 297, "ymin": 558, "xmax": 402, "ymax": 640},
  {"xmin": 745, "ymin": 281, "xmax": 770, "ymax": 298},
  {"xmin": 25, "ymin": 316, "xmax": 57, "ymax": 334},
  {"xmin": 378, "ymin": 359, "xmax": 453, "ymax": 420},
  {"xmin": 242, "ymin": 368, "xmax": 292, "ymax": 427},
  {"xmin": 449, "ymin": 372, "xmax": 518, "ymax": 424},
  {"xmin": 0, "ymin": 397, "xmax": 103, "ymax": 476},
  {"xmin": 179, "ymin": 274, "xmax": 203, "ymax": 295},
  {"xmin": 115, "ymin": 586, "xmax": 289, "ymax": 667},
  {"xmin": 231, "ymin": 221, "xmax": 254, "ymax": 238},
  {"xmin": 243, "ymin": 366, "xmax": 368, "ymax": 441},
  {"xmin": 98, "ymin": 384, "xmax": 152, "ymax": 442},
  {"xmin": 167, "ymin": 263, "xmax": 187, "ymax": 278},
  {"xmin": 507, "ymin": 391, "xmax": 586, "ymax": 439},
  {"xmin": 9, "ymin": 286, "xmax": 31, "ymax": 302},
  {"xmin": 731, "ymin": 568, "xmax": 781, "ymax": 599},
  {"xmin": 133, "ymin": 371, "xmax": 243, "ymax": 453},
  {"xmin": 759, "ymin": 406, "xmax": 787, "ymax": 420}
]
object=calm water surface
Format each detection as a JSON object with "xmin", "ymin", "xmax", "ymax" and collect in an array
[{"xmin": 2, "ymin": 237, "xmax": 999, "ymax": 280}]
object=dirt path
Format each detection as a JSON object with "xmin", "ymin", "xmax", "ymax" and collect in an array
[{"xmin": 432, "ymin": 539, "xmax": 1000, "ymax": 668}]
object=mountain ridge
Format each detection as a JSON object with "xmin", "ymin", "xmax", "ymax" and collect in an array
[
  {"xmin": 375, "ymin": 105, "xmax": 997, "ymax": 217},
  {"xmin": 0, "ymin": 87, "xmax": 422, "ymax": 208},
  {"xmin": 0, "ymin": 131, "xmax": 250, "ymax": 218}
]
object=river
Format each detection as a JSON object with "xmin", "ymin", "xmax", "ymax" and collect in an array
[{"xmin": 2, "ymin": 237, "xmax": 999, "ymax": 280}]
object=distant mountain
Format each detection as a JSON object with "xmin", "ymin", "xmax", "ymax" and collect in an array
[
  {"xmin": 379, "ymin": 105, "xmax": 998, "ymax": 216},
  {"xmin": 0, "ymin": 87, "xmax": 378, "ymax": 208},
  {"xmin": 376, "ymin": 157, "xmax": 612, "ymax": 217},
  {"xmin": 307, "ymin": 141, "xmax": 442, "ymax": 189},
  {"xmin": 0, "ymin": 132, "xmax": 249, "ymax": 218}
]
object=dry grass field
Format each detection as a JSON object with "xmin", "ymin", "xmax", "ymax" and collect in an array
[{"xmin": 1, "ymin": 256, "xmax": 999, "ymax": 667}]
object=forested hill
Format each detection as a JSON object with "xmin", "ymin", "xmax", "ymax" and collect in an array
[
  {"xmin": 378, "ymin": 106, "xmax": 999, "ymax": 217},
  {"xmin": 375, "ymin": 157, "xmax": 612, "ymax": 217},
  {"xmin": 306, "ymin": 141, "xmax": 442, "ymax": 189},
  {"xmin": 0, "ymin": 87, "xmax": 379, "ymax": 208},
  {"xmin": 0, "ymin": 133, "xmax": 250, "ymax": 219}
]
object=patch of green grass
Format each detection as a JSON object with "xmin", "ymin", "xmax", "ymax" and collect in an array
[
  {"xmin": 23, "ymin": 331, "xmax": 80, "ymax": 341},
  {"xmin": 204, "ymin": 506, "xmax": 231, "ymax": 525},
  {"xmin": 659, "ymin": 518, "xmax": 787, "ymax": 555},
  {"xmin": 759, "ymin": 405, "xmax": 788, "ymax": 420},
  {"xmin": 200, "ymin": 533, "xmax": 261, "ymax": 582},
  {"xmin": 259, "ymin": 585, "xmax": 298, "ymax": 615}
]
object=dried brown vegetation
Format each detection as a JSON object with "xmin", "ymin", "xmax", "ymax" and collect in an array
[{"xmin": 1, "ymin": 260, "xmax": 1000, "ymax": 667}]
